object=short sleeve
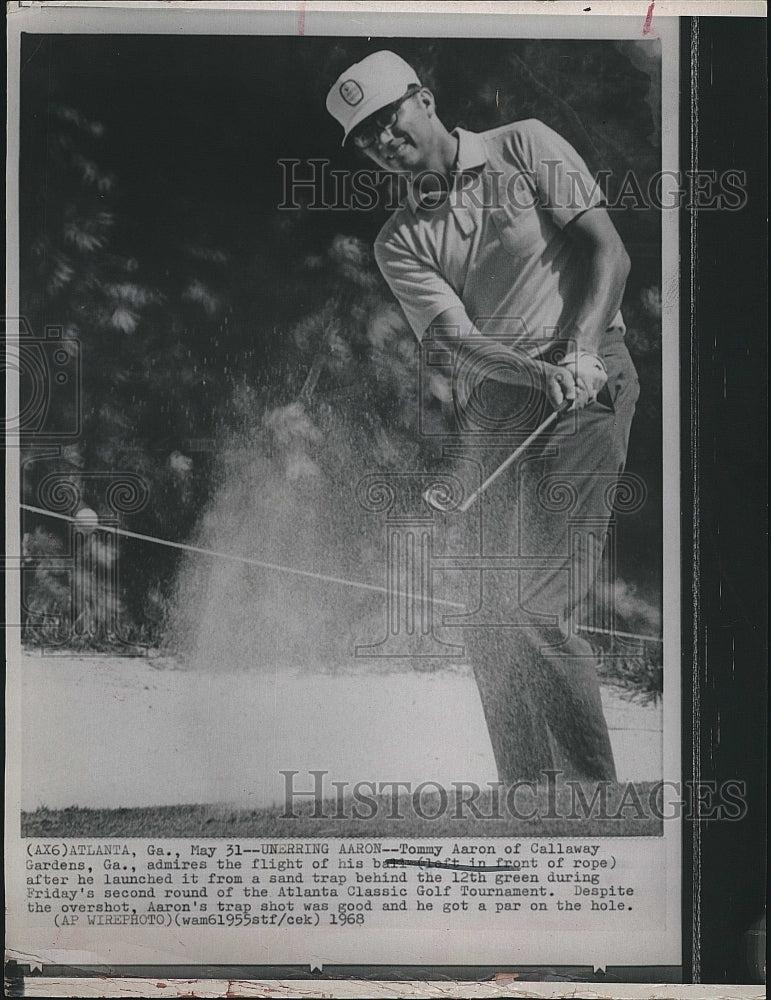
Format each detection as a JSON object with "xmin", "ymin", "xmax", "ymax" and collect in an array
[
  {"xmin": 504, "ymin": 119, "xmax": 606, "ymax": 230},
  {"xmin": 374, "ymin": 226, "xmax": 466, "ymax": 341}
]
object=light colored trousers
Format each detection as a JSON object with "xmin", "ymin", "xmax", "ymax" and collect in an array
[{"xmin": 450, "ymin": 328, "xmax": 640, "ymax": 783}]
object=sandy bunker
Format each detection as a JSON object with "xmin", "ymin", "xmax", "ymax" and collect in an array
[{"xmin": 21, "ymin": 654, "xmax": 662, "ymax": 812}]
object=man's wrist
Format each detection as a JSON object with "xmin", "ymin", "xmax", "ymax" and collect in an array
[{"xmin": 559, "ymin": 350, "xmax": 607, "ymax": 375}]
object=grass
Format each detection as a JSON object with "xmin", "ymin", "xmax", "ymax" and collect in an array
[
  {"xmin": 22, "ymin": 784, "xmax": 663, "ymax": 838},
  {"xmin": 593, "ymin": 637, "xmax": 663, "ymax": 705}
]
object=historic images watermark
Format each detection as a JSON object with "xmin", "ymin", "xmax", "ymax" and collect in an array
[
  {"xmin": 278, "ymin": 161, "xmax": 748, "ymax": 213},
  {"xmin": 280, "ymin": 770, "xmax": 748, "ymax": 823},
  {"xmin": 2, "ymin": 317, "xmax": 82, "ymax": 440},
  {"xmin": 19, "ymin": 465, "xmax": 151, "ymax": 652},
  {"xmin": 352, "ymin": 330, "xmax": 650, "ymax": 661},
  {"xmin": 5, "ymin": 316, "xmax": 153, "ymax": 650}
]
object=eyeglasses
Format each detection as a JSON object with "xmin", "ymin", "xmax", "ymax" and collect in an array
[{"xmin": 351, "ymin": 88, "xmax": 420, "ymax": 150}]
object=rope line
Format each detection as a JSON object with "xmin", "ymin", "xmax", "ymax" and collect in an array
[
  {"xmin": 20, "ymin": 503, "xmax": 663, "ymax": 643},
  {"xmin": 21, "ymin": 503, "xmax": 463, "ymax": 609},
  {"xmin": 571, "ymin": 625, "xmax": 663, "ymax": 644}
]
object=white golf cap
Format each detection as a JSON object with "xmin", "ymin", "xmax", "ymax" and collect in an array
[{"xmin": 326, "ymin": 50, "xmax": 421, "ymax": 145}]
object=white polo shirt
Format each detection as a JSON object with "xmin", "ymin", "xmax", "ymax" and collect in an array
[{"xmin": 374, "ymin": 118, "xmax": 622, "ymax": 353}]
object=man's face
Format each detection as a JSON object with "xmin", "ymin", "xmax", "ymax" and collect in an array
[{"xmin": 352, "ymin": 89, "xmax": 436, "ymax": 174}]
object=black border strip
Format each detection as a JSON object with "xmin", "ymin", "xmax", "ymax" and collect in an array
[
  {"xmin": 7, "ymin": 962, "xmax": 682, "ymax": 986},
  {"xmin": 682, "ymin": 13, "xmax": 768, "ymax": 987},
  {"xmin": 680, "ymin": 14, "xmax": 699, "ymax": 985}
]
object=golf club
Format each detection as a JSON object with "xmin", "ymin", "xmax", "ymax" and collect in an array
[{"xmin": 428, "ymin": 398, "xmax": 571, "ymax": 514}]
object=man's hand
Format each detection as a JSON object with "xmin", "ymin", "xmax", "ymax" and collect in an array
[
  {"xmin": 536, "ymin": 360, "xmax": 580, "ymax": 410},
  {"xmin": 559, "ymin": 351, "xmax": 608, "ymax": 409},
  {"xmin": 537, "ymin": 353, "xmax": 608, "ymax": 411}
]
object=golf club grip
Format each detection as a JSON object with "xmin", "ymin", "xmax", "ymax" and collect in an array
[{"xmin": 458, "ymin": 398, "xmax": 571, "ymax": 512}]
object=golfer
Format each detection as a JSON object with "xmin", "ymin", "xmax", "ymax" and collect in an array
[{"xmin": 327, "ymin": 51, "xmax": 639, "ymax": 783}]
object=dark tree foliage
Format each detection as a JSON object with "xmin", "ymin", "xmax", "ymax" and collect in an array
[{"xmin": 19, "ymin": 35, "xmax": 663, "ymax": 648}]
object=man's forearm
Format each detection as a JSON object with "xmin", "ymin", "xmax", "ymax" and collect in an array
[
  {"xmin": 561, "ymin": 208, "xmax": 632, "ymax": 355},
  {"xmin": 427, "ymin": 305, "xmax": 578, "ymax": 410},
  {"xmin": 563, "ymin": 244, "xmax": 631, "ymax": 355},
  {"xmin": 428, "ymin": 306, "xmax": 545, "ymax": 388}
]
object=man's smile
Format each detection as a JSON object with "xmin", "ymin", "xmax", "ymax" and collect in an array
[{"xmin": 382, "ymin": 140, "xmax": 409, "ymax": 160}]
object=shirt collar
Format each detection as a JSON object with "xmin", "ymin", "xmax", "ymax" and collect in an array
[
  {"xmin": 453, "ymin": 127, "xmax": 487, "ymax": 173},
  {"xmin": 406, "ymin": 128, "xmax": 488, "ymax": 214}
]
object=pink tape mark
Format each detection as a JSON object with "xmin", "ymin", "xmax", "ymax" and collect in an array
[
  {"xmin": 642, "ymin": 1, "xmax": 655, "ymax": 35},
  {"xmin": 297, "ymin": 0, "xmax": 307, "ymax": 36}
]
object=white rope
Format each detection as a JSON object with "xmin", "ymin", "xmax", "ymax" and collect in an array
[
  {"xmin": 21, "ymin": 503, "xmax": 663, "ymax": 643},
  {"xmin": 573, "ymin": 624, "xmax": 663, "ymax": 644},
  {"xmin": 21, "ymin": 503, "xmax": 463, "ymax": 609}
]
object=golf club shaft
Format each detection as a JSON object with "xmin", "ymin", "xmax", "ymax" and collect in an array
[{"xmin": 459, "ymin": 399, "xmax": 571, "ymax": 512}]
